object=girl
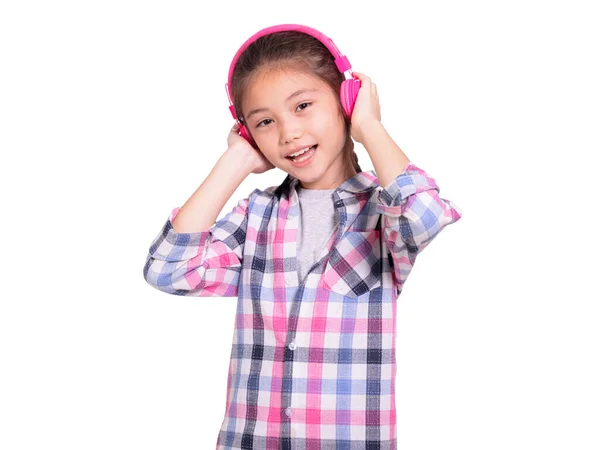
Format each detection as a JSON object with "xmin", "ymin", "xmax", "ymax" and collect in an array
[{"xmin": 144, "ymin": 24, "xmax": 462, "ymax": 450}]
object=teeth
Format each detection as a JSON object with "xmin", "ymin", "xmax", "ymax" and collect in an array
[
  {"xmin": 289, "ymin": 146, "xmax": 313, "ymax": 157},
  {"xmin": 294, "ymin": 147, "xmax": 315, "ymax": 162}
]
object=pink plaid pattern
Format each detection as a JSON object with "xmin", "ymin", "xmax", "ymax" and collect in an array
[{"xmin": 143, "ymin": 162, "xmax": 463, "ymax": 449}]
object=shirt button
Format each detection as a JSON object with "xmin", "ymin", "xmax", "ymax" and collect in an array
[
  {"xmin": 288, "ymin": 340, "xmax": 296, "ymax": 350},
  {"xmin": 285, "ymin": 407, "xmax": 292, "ymax": 417},
  {"xmin": 285, "ymin": 275, "xmax": 294, "ymax": 285}
]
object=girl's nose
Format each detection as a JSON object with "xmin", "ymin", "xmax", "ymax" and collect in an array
[{"xmin": 280, "ymin": 120, "xmax": 303, "ymax": 144}]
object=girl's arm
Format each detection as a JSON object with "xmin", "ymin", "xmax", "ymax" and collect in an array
[
  {"xmin": 362, "ymin": 122, "xmax": 463, "ymax": 294},
  {"xmin": 172, "ymin": 149, "xmax": 254, "ymax": 233},
  {"xmin": 143, "ymin": 149, "xmax": 257, "ymax": 297}
]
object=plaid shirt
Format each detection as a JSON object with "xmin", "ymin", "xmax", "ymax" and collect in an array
[{"xmin": 143, "ymin": 161, "xmax": 462, "ymax": 449}]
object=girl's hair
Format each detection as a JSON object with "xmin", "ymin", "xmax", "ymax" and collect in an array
[{"xmin": 231, "ymin": 30, "xmax": 362, "ymax": 174}]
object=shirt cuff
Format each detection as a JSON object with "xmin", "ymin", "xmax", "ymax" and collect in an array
[{"xmin": 375, "ymin": 162, "xmax": 440, "ymax": 216}]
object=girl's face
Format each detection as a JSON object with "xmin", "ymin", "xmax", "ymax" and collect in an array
[{"xmin": 241, "ymin": 69, "xmax": 356, "ymax": 190}]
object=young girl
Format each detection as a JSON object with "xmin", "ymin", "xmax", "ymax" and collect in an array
[{"xmin": 144, "ymin": 24, "xmax": 462, "ymax": 450}]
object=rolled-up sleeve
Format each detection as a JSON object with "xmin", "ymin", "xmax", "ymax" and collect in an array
[
  {"xmin": 375, "ymin": 162, "xmax": 463, "ymax": 292},
  {"xmin": 143, "ymin": 189, "xmax": 259, "ymax": 297}
]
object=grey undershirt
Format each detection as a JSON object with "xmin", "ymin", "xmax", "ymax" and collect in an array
[{"xmin": 295, "ymin": 186, "xmax": 339, "ymax": 283}]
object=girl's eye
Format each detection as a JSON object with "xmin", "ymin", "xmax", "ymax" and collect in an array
[
  {"xmin": 256, "ymin": 102, "xmax": 312, "ymax": 128},
  {"xmin": 256, "ymin": 119, "xmax": 272, "ymax": 128}
]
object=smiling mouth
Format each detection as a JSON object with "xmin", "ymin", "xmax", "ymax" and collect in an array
[{"xmin": 287, "ymin": 145, "xmax": 317, "ymax": 162}]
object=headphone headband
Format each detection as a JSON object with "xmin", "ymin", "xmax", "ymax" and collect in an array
[{"xmin": 225, "ymin": 24, "xmax": 354, "ymax": 121}]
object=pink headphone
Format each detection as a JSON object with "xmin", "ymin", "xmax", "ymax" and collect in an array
[{"xmin": 224, "ymin": 24, "xmax": 361, "ymax": 149}]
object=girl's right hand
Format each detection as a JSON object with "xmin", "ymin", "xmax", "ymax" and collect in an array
[{"xmin": 227, "ymin": 122, "xmax": 275, "ymax": 174}]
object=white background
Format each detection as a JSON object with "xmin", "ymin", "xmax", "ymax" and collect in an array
[{"xmin": 1, "ymin": 0, "xmax": 598, "ymax": 449}]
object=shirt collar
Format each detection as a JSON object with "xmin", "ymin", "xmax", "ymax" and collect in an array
[{"xmin": 284, "ymin": 170, "xmax": 379, "ymax": 195}]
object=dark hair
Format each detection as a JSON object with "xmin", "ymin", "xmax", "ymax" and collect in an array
[{"xmin": 230, "ymin": 30, "xmax": 362, "ymax": 174}]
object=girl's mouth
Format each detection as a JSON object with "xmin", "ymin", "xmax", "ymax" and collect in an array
[{"xmin": 287, "ymin": 145, "xmax": 317, "ymax": 167}]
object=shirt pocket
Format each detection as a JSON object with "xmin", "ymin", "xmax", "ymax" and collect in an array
[{"xmin": 322, "ymin": 229, "xmax": 382, "ymax": 298}]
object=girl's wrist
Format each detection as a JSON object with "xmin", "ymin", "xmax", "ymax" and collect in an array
[{"xmin": 223, "ymin": 147, "xmax": 256, "ymax": 175}]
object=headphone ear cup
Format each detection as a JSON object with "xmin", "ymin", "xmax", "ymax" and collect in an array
[{"xmin": 340, "ymin": 77, "xmax": 361, "ymax": 119}]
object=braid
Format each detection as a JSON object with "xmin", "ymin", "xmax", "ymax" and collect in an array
[{"xmin": 352, "ymin": 151, "xmax": 362, "ymax": 173}]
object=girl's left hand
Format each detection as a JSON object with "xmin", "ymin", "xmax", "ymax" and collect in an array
[{"xmin": 350, "ymin": 71, "xmax": 382, "ymax": 144}]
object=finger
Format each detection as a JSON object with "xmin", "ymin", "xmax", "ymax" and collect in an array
[{"xmin": 353, "ymin": 71, "xmax": 369, "ymax": 82}]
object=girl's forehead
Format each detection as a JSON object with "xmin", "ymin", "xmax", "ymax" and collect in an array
[{"xmin": 251, "ymin": 68, "xmax": 324, "ymax": 90}]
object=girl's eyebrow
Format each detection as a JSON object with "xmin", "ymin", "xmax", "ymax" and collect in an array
[{"xmin": 246, "ymin": 88, "xmax": 320, "ymax": 120}]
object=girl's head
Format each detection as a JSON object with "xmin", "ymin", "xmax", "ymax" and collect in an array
[{"xmin": 230, "ymin": 30, "xmax": 362, "ymax": 190}]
